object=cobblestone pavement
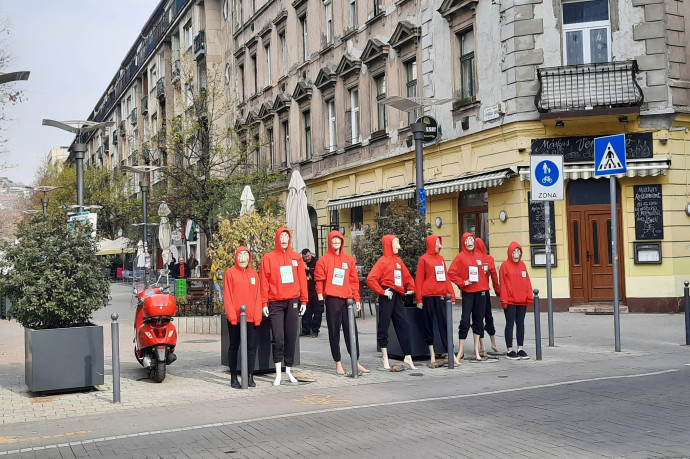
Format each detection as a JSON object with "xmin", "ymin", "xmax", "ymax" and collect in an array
[{"xmin": 1, "ymin": 283, "xmax": 690, "ymax": 457}]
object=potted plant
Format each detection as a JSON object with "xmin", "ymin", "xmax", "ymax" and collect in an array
[{"xmin": 0, "ymin": 215, "xmax": 110, "ymax": 392}]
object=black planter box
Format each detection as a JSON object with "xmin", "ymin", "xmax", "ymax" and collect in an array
[
  {"xmin": 25, "ymin": 324, "xmax": 104, "ymax": 392},
  {"xmin": 376, "ymin": 304, "xmax": 446, "ymax": 359},
  {"xmin": 220, "ymin": 314, "xmax": 300, "ymax": 373}
]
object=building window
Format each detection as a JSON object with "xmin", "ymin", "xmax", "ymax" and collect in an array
[
  {"xmin": 267, "ymin": 127, "xmax": 275, "ymax": 169},
  {"xmin": 327, "ymin": 99, "xmax": 336, "ymax": 152},
  {"xmin": 374, "ymin": 0, "xmax": 383, "ymax": 16},
  {"xmin": 253, "ymin": 133, "xmax": 260, "ymax": 167},
  {"xmin": 375, "ymin": 75, "xmax": 386, "ymax": 130},
  {"xmin": 459, "ymin": 29, "xmax": 475, "ymax": 103},
  {"xmin": 350, "ymin": 88, "xmax": 360, "ymax": 144},
  {"xmin": 282, "ymin": 120, "xmax": 290, "ymax": 166},
  {"xmin": 563, "ymin": 0, "xmax": 610, "ymax": 65},
  {"xmin": 300, "ymin": 16, "xmax": 308, "ymax": 62},
  {"xmin": 251, "ymin": 55, "xmax": 257, "ymax": 95},
  {"xmin": 183, "ymin": 21, "xmax": 193, "ymax": 50},
  {"xmin": 458, "ymin": 189, "xmax": 489, "ymax": 252},
  {"xmin": 265, "ymin": 45, "xmax": 271, "ymax": 86},
  {"xmin": 238, "ymin": 64, "xmax": 245, "ymax": 101},
  {"xmin": 325, "ymin": 1, "xmax": 333, "ymax": 44},
  {"xmin": 280, "ymin": 33, "xmax": 287, "ymax": 76},
  {"xmin": 406, "ymin": 60, "xmax": 418, "ymax": 125},
  {"xmin": 304, "ymin": 110, "xmax": 312, "ymax": 160},
  {"xmin": 349, "ymin": 0, "xmax": 357, "ymax": 29}
]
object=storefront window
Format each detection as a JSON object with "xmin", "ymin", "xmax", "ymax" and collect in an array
[{"xmin": 458, "ymin": 189, "xmax": 489, "ymax": 252}]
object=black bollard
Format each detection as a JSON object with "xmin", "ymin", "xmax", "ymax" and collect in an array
[
  {"xmin": 347, "ymin": 299, "xmax": 358, "ymax": 378},
  {"xmin": 533, "ymin": 289, "xmax": 542, "ymax": 361},
  {"xmin": 240, "ymin": 305, "xmax": 248, "ymax": 389},
  {"xmin": 684, "ymin": 281, "xmax": 690, "ymax": 346},
  {"xmin": 445, "ymin": 294, "xmax": 455, "ymax": 369},
  {"xmin": 111, "ymin": 313, "xmax": 121, "ymax": 403}
]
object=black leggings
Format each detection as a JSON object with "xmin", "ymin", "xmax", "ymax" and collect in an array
[
  {"xmin": 422, "ymin": 296, "xmax": 448, "ymax": 351},
  {"xmin": 504, "ymin": 304, "xmax": 527, "ymax": 348},
  {"xmin": 458, "ymin": 291, "xmax": 484, "ymax": 340},
  {"xmin": 268, "ymin": 299, "xmax": 300, "ymax": 366},
  {"xmin": 377, "ymin": 290, "xmax": 412, "ymax": 355},
  {"xmin": 301, "ymin": 295, "xmax": 323, "ymax": 333},
  {"xmin": 479, "ymin": 291, "xmax": 495, "ymax": 338},
  {"xmin": 325, "ymin": 296, "xmax": 359, "ymax": 362},
  {"xmin": 228, "ymin": 321, "xmax": 256, "ymax": 376}
]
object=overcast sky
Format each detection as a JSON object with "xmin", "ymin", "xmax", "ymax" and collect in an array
[{"xmin": 1, "ymin": 0, "xmax": 159, "ymax": 186}]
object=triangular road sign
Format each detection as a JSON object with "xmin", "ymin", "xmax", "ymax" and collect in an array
[{"xmin": 597, "ymin": 143, "xmax": 623, "ymax": 171}]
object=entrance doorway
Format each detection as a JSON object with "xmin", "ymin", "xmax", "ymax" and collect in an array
[{"xmin": 567, "ymin": 180, "xmax": 625, "ymax": 303}]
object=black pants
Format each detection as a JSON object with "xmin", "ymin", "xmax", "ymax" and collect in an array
[
  {"xmin": 458, "ymin": 291, "xmax": 484, "ymax": 340},
  {"xmin": 377, "ymin": 290, "xmax": 412, "ymax": 355},
  {"xmin": 268, "ymin": 299, "xmax": 299, "ymax": 366},
  {"xmin": 422, "ymin": 296, "xmax": 448, "ymax": 352},
  {"xmin": 504, "ymin": 304, "xmax": 527, "ymax": 348},
  {"xmin": 478, "ymin": 291, "xmax": 495, "ymax": 338},
  {"xmin": 301, "ymin": 295, "xmax": 323, "ymax": 333},
  {"xmin": 325, "ymin": 296, "xmax": 359, "ymax": 362},
  {"xmin": 228, "ymin": 321, "xmax": 256, "ymax": 376}
]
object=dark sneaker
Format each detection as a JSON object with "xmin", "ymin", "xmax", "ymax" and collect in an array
[
  {"xmin": 517, "ymin": 349, "xmax": 529, "ymax": 360},
  {"xmin": 506, "ymin": 350, "xmax": 520, "ymax": 360},
  {"xmin": 310, "ymin": 331, "xmax": 319, "ymax": 338}
]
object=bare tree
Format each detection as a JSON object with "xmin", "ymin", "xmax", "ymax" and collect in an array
[{"xmin": 0, "ymin": 16, "xmax": 25, "ymax": 170}]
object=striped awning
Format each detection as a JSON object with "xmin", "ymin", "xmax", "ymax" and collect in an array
[
  {"xmin": 519, "ymin": 157, "xmax": 671, "ymax": 181},
  {"xmin": 326, "ymin": 168, "xmax": 516, "ymax": 210}
]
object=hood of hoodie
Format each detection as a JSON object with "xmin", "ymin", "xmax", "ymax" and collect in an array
[
  {"xmin": 460, "ymin": 232, "xmax": 475, "ymax": 255},
  {"xmin": 274, "ymin": 227, "xmax": 292, "ymax": 252},
  {"xmin": 381, "ymin": 234, "xmax": 398, "ymax": 257},
  {"xmin": 474, "ymin": 237, "xmax": 487, "ymax": 255},
  {"xmin": 234, "ymin": 246, "xmax": 253, "ymax": 270},
  {"xmin": 425, "ymin": 235, "xmax": 442, "ymax": 256},
  {"xmin": 327, "ymin": 230, "xmax": 345, "ymax": 255},
  {"xmin": 507, "ymin": 241, "xmax": 523, "ymax": 263}
]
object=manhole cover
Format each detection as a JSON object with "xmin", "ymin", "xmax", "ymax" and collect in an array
[{"xmin": 409, "ymin": 372, "xmax": 424, "ymax": 377}]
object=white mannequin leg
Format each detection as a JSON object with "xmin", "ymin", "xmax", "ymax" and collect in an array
[
  {"xmin": 428, "ymin": 345, "xmax": 436, "ymax": 363},
  {"xmin": 381, "ymin": 348, "xmax": 390, "ymax": 369},
  {"xmin": 403, "ymin": 355, "xmax": 416, "ymax": 369},
  {"xmin": 285, "ymin": 366, "xmax": 298, "ymax": 383},
  {"xmin": 273, "ymin": 362, "xmax": 282, "ymax": 386}
]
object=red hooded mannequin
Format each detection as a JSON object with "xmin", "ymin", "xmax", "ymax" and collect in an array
[
  {"xmin": 499, "ymin": 241, "xmax": 533, "ymax": 359},
  {"xmin": 366, "ymin": 234, "xmax": 415, "ymax": 296},
  {"xmin": 473, "ymin": 237, "xmax": 501, "ymax": 354}
]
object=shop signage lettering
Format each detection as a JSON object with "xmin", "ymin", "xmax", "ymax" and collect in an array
[
  {"xmin": 531, "ymin": 132, "xmax": 652, "ymax": 162},
  {"xmin": 527, "ymin": 193, "xmax": 556, "ymax": 245}
]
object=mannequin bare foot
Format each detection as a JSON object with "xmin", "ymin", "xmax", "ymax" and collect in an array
[
  {"xmin": 285, "ymin": 366, "xmax": 298, "ymax": 383},
  {"xmin": 453, "ymin": 352, "xmax": 464, "ymax": 365},
  {"xmin": 335, "ymin": 361, "xmax": 345, "ymax": 375},
  {"xmin": 403, "ymin": 355, "xmax": 416, "ymax": 370},
  {"xmin": 428, "ymin": 345, "xmax": 436, "ymax": 363},
  {"xmin": 357, "ymin": 363, "xmax": 370, "ymax": 373}
]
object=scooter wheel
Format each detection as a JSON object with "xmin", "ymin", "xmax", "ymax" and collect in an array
[
  {"xmin": 154, "ymin": 361, "xmax": 166, "ymax": 383},
  {"xmin": 134, "ymin": 348, "xmax": 144, "ymax": 366}
]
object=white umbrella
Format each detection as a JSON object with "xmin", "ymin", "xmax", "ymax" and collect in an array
[
  {"xmin": 285, "ymin": 170, "xmax": 315, "ymax": 253},
  {"xmin": 135, "ymin": 240, "xmax": 146, "ymax": 268},
  {"xmin": 158, "ymin": 202, "xmax": 173, "ymax": 267},
  {"xmin": 240, "ymin": 185, "xmax": 255, "ymax": 216}
]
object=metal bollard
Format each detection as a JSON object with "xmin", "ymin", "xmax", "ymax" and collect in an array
[
  {"xmin": 347, "ymin": 299, "xmax": 358, "ymax": 378},
  {"xmin": 240, "ymin": 306, "xmax": 248, "ymax": 389},
  {"xmin": 684, "ymin": 281, "xmax": 690, "ymax": 345},
  {"xmin": 445, "ymin": 294, "xmax": 455, "ymax": 369},
  {"xmin": 111, "ymin": 313, "xmax": 121, "ymax": 403},
  {"xmin": 533, "ymin": 290, "xmax": 542, "ymax": 361}
]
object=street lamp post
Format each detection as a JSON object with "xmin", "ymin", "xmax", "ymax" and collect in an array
[{"xmin": 33, "ymin": 186, "xmax": 63, "ymax": 216}]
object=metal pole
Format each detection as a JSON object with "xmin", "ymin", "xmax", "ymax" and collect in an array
[
  {"xmin": 684, "ymin": 281, "xmax": 690, "ymax": 345},
  {"xmin": 611, "ymin": 177, "xmax": 621, "ymax": 352},
  {"xmin": 347, "ymin": 299, "xmax": 358, "ymax": 378},
  {"xmin": 544, "ymin": 202, "xmax": 554, "ymax": 346},
  {"xmin": 533, "ymin": 289, "xmax": 542, "ymax": 361},
  {"xmin": 111, "ymin": 313, "xmax": 121, "ymax": 403},
  {"xmin": 72, "ymin": 143, "xmax": 87, "ymax": 210},
  {"xmin": 41, "ymin": 197, "xmax": 48, "ymax": 216},
  {"xmin": 140, "ymin": 179, "xmax": 149, "ymax": 285},
  {"xmin": 410, "ymin": 122, "xmax": 426, "ymax": 214},
  {"xmin": 240, "ymin": 305, "xmax": 248, "ymax": 389},
  {"xmin": 445, "ymin": 294, "xmax": 454, "ymax": 369}
]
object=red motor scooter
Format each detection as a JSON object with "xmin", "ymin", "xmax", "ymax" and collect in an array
[{"xmin": 134, "ymin": 284, "xmax": 177, "ymax": 382}]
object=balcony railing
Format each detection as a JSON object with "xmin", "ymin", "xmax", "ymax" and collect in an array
[
  {"xmin": 156, "ymin": 78, "xmax": 166, "ymax": 100},
  {"xmin": 130, "ymin": 107, "xmax": 137, "ymax": 125},
  {"xmin": 119, "ymin": 120, "xmax": 126, "ymax": 136},
  {"xmin": 141, "ymin": 96, "xmax": 148, "ymax": 115},
  {"xmin": 535, "ymin": 60, "xmax": 644, "ymax": 114},
  {"xmin": 172, "ymin": 60, "xmax": 181, "ymax": 84},
  {"xmin": 194, "ymin": 30, "xmax": 206, "ymax": 60}
]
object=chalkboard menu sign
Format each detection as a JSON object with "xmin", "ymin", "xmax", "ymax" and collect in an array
[
  {"xmin": 531, "ymin": 132, "xmax": 653, "ymax": 163},
  {"xmin": 634, "ymin": 185, "xmax": 664, "ymax": 240},
  {"xmin": 528, "ymin": 193, "xmax": 556, "ymax": 244}
]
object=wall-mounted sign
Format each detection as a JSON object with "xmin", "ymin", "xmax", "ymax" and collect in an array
[
  {"xmin": 531, "ymin": 132, "xmax": 652, "ymax": 162},
  {"xmin": 527, "ymin": 194, "xmax": 556, "ymax": 245},
  {"xmin": 416, "ymin": 116, "xmax": 438, "ymax": 143},
  {"xmin": 634, "ymin": 184, "xmax": 664, "ymax": 240}
]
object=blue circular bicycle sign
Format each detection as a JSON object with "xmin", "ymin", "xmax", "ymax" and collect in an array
[{"xmin": 534, "ymin": 160, "xmax": 559, "ymax": 186}]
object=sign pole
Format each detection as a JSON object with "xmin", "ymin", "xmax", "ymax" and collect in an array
[
  {"xmin": 611, "ymin": 176, "xmax": 621, "ymax": 351},
  {"xmin": 545, "ymin": 201, "xmax": 554, "ymax": 347}
]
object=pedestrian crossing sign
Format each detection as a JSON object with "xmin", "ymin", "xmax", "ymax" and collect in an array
[{"xmin": 594, "ymin": 134, "xmax": 627, "ymax": 177}]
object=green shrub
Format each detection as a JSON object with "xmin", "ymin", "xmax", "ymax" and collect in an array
[{"xmin": 0, "ymin": 215, "xmax": 111, "ymax": 329}]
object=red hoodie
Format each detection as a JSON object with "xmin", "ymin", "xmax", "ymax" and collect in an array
[
  {"xmin": 499, "ymin": 241, "xmax": 533, "ymax": 308},
  {"xmin": 448, "ymin": 232, "xmax": 486, "ymax": 293},
  {"xmin": 314, "ymin": 230, "xmax": 360, "ymax": 301},
  {"xmin": 223, "ymin": 246, "xmax": 262, "ymax": 325},
  {"xmin": 366, "ymin": 234, "xmax": 415, "ymax": 296},
  {"xmin": 259, "ymin": 227, "xmax": 309, "ymax": 307},
  {"xmin": 415, "ymin": 235, "xmax": 455, "ymax": 304},
  {"xmin": 474, "ymin": 238, "xmax": 501, "ymax": 297}
]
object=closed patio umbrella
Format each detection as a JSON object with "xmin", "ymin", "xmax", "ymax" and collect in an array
[
  {"xmin": 240, "ymin": 185, "xmax": 255, "ymax": 216},
  {"xmin": 285, "ymin": 170, "xmax": 315, "ymax": 254},
  {"xmin": 158, "ymin": 202, "xmax": 173, "ymax": 268}
]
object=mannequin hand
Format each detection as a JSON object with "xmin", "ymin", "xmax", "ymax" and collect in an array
[
  {"xmin": 416, "ymin": 303, "xmax": 423, "ymax": 309},
  {"xmin": 299, "ymin": 304, "xmax": 306, "ymax": 315},
  {"xmin": 317, "ymin": 294, "xmax": 324, "ymax": 301},
  {"xmin": 405, "ymin": 290, "xmax": 415, "ymax": 296},
  {"xmin": 384, "ymin": 289, "xmax": 393, "ymax": 300},
  {"xmin": 356, "ymin": 302, "xmax": 361, "ymax": 312},
  {"xmin": 262, "ymin": 306, "xmax": 269, "ymax": 317}
]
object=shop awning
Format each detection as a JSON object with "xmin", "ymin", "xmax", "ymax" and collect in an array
[
  {"xmin": 518, "ymin": 157, "xmax": 672, "ymax": 181},
  {"xmin": 326, "ymin": 168, "xmax": 516, "ymax": 210}
]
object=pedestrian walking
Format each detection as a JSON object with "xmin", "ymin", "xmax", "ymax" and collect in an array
[
  {"xmin": 366, "ymin": 235, "xmax": 417, "ymax": 370},
  {"xmin": 300, "ymin": 248, "xmax": 323, "ymax": 337},
  {"xmin": 223, "ymin": 247, "xmax": 262, "ymax": 388},
  {"xmin": 415, "ymin": 235, "xmax": 455, "ymax": 364},
  {"xmin": 499, "ymin": 241, "xmax": 533, "ymax": 360},
  {"xmin": 474, "ymin": 238, "xmax": 501, "ymax": 356},
  {"xmin": 314, "ymin": 230, "xmax": 370, "ymax": 375},
  {"xmin": 259, "ymin": 227, "xmax": 308, "ymax": 386}
]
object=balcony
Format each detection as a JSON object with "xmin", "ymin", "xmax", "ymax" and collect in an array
[
  {"xmin": 171, "ymin": 60, "xmax": 181, "ymax": 84},
  {"xmin": 141, "ymin": 96, "xmax": 148, "ymax": 115},
  {"xmin": 156, "ymin": 78, "xmax": 165, "ymax": 100},
  {"xmin": 193, "ymin": 30, "xmax": 206, "ymax": 60},
  {"xmin": 119, "ymin": 120, "xmax": 126, "ymax": 136},
  {"xmin": 112, "ymin": 132, "xmax": 118, "ymax": 145},
  {"xmin": 535, "ymin": 60, "xmax": 644, "ymax": 118},
  {"xmin": 130, "ymin": 107, "xmax": 137, "ymax": 125}
]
